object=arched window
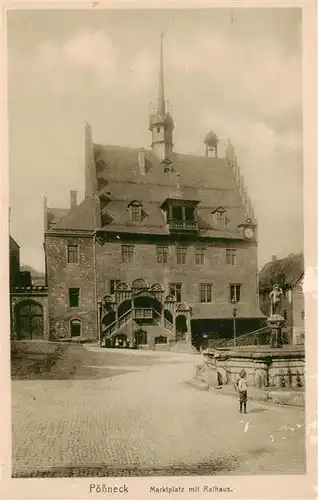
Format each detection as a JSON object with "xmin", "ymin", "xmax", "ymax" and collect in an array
[{"xmin": 70, "ymin": 319, "xmax": 81, "ymax": 337}]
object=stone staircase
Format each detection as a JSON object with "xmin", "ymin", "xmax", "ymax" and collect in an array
[{"xmin": 101, "ymin": 307, "xmax": 173, "ymax": 347}]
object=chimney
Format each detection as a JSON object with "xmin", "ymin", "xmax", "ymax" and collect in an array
[
  {"xmin": 70, "ymin": 190, "xmax": 77, "ymax": 208},
  {"xmin": 138, "ymin": 148, "xmax": 146, "ymax": 175},
  {"xmin": 272, "ymin": 255, "xmax": 277, "ymax": 262}
]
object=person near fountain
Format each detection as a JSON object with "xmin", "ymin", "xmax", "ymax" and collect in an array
[{"xmin": 236, "ymin": 369, "xmax": 248, "ymax": 414}]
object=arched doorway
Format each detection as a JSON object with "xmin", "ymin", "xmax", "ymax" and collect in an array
[
  {"xmin": 70, "ymin": 319, "xmax": 81, "ymax": 337},
  {"xmin": 15, "ymin": 300, "xmax": 44, "ymax": 340},
  {"xmin": 134, "ymin": 294, "xmax": 163, "ymax": 314},
  {"xmin": 176, "ymin": 314, "xmax": 187, "ymax": 341}
]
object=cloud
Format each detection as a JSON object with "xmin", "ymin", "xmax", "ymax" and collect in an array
[
  {"xmin": 167, "ymin": 31, "xmax": 301, "ymax": 121},
  {"xmin": 10, "ymin": 30, "xmax": 118, "ymax": 93},
  {"xmin": 128, "ymin": 49, "xmax": 157, "ymax": 92},
  {"xmin": 63, "ymin": 30, "xmax": 117, "ymax": 83}
]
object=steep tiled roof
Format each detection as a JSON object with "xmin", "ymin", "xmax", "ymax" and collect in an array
[
  {"xmin": 94, "ymin": 145, "xmax": 246, "ymax": 238},
  {"xmin": 47, "ymin": 208, "xmax": 69, "ymax": 228},
  {"xmin": 52, "ymin": 198, "xmax": 95, "ymax": 231},
  {"xmin": 259, "ymin": 253, "xmax": 304, "ymax": 292},
  {"xmin": 48, "ymin": 143, "xmax": 248, "ymax": 236}
]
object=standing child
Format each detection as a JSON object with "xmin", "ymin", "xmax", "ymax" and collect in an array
[{"xmin": 236, "ymin": 369, "xmax": 248, "ymax": 414}]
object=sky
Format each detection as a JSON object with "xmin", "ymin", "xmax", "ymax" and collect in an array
[{"xmin": 7, "ymin": 8, "xmax": 303, "ymax": 272}]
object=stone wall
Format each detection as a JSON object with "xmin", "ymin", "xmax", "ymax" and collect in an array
[
  {"xmin": 45, "ymin": 234, "xmax": 97, "ymax": 340},
  {"xmin": 45, "ymin": 231, "xmax": 261, "ymax": 341},
  {"xmin": 96, "ymin": 236, "xmax": 259, "ymax": 316},
  {"xmin": 204, "ymin": 347, "xmax": 305, "ymax": 389}
]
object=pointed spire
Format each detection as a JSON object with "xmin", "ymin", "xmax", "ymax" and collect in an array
[{"xmin": 157, "ymin": 31, "xmax": 165, "ymax": 116}]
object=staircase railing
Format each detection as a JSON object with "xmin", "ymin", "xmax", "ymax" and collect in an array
[
  {"xmin": 164, "ymin": 318, "xmax": 173, "ymax": 331},
  {"xmin": 102, "ymin": 307, "xmax": 174, "ymax": 342},
  {"xmin": 226, "ymin": 326, "xmax": 271, "ymax": 347},
  {"xmin": 102, "ymin": 308, "xmax": 133, "ymax": 340}
]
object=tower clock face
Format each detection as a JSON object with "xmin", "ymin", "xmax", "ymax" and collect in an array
[{"xmin": 244, "ymin": 228, "xmax": 254, "ymax": 239}]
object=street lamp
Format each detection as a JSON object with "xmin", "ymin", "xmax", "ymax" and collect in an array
[{"xmin": 231, "ymin": 299, "xmax": 238, "ymax": 347}]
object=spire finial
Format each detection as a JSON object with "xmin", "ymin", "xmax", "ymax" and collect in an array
[{"xmin": 157, "ymin": 31, "xmax": 165, "ymax": 116}]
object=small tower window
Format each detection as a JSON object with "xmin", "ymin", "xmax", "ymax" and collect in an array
[{"xmin": 157, "ymin": 127, "xmax": 160, "ymax": 133}]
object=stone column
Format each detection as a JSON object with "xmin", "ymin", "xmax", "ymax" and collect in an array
[{"xmin": 185, "ymin": 313, "xmax": 192, "ymax": 346}]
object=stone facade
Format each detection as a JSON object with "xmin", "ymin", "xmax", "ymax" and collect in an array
[{"xmin": 45, "ymin": 233, "xmax": 97, "ymax": 340}]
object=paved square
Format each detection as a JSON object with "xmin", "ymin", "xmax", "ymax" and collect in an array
[{"xmin": 12, "ymin": 345, "xmax": 306, "ymax": 476}]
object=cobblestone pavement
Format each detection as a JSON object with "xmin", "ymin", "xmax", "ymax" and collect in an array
[{"xmin": 11, "ymin": 346, "xmax": 306, "ymax": 476}]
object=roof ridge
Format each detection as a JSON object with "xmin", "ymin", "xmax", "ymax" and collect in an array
[{"xmin": 99, "ymin": 179, "xmax": 239, "ymax": 191}]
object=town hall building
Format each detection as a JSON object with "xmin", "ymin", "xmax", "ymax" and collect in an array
[{"xmin": 43, "ymin": 36, "xmax": 263, "ymax": 349}]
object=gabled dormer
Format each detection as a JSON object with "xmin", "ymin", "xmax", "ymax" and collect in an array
[
  {"xmin": 127, "ymin": 200, "xmax": 146, "ymax": 221},
  {"xmin": 211, "ymin": 207, "xmax": 229, "ymax": 229}
]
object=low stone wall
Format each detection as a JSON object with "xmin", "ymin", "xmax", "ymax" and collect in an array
[{"xmin": 203, "ymin": 346, "xmax": 305, "ymax": 390}]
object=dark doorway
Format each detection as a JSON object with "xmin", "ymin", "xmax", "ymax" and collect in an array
[
  {"xmin": 15, "ymin": 300, "xmax": 44, "ymax": 340},
  {"xmin": 176, "ymin": 314, "xmax": 187, "ymax": 341},
  {"xmin": 70, "ymin": 319, "xmax": 81, "ymax": 337},
  {"xmin": 135, "ymin": 329, "xmax": 147, "ymax": 346}
]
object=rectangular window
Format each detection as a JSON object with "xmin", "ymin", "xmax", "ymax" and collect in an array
[
  {"xmin": 300, "ymin": 309, "xmax": 305, "ymax": 320},
  {"xmin": 229, "ymin": 284, "xmax": 241, "ymax": 302},
  {"xmin": 283, "ymin": 310, "xmax": 288, "ymax": 321},
  {"xmin": 196, "ymin": 246, "xmax": 205, "ymax": 265},
  {"xmin": 110, "ymin": 280, "xmax": 120, "ymax": 294},
  {"xmin": 131, "ymin": 205, "xmax": 142, "ymax": 221},
  {"xmin": 122, "ymin": 245, "xmax": 134, "ymax": 264},
  {"xmin": 69, "ymin": 288, "xmax": 80, "ymax": 308},
  {"xmin": 67, "ymin": 245, "xmax": 78, "ymax": 263},
  {"xmin": 226, "ymin": 249, "xmax": 236, "ymax": 265},
  {"xmin": 215, "ymin": 212, "xmax": 225, "ymax": 227},
  {"xmin": 200, "ymin": 284, "xmax": 213, "ymax": 303},
  {"xmin": 157, "ymin": 245, "xmax": 168, "ymax": 264},
  {"xmin": 170, "ymin": 283, "xmax": 182, "ymax": 303},
  {"xmin": 176, "ymin": 246, "xmax": 187, "ymax": 264}
]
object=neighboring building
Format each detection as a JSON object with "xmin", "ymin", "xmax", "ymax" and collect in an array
[
  {"xmin": 20, "ymin": 265, "xmax": 46, "ymax": 286},
  {"xmin": 259, "ymin": 253, "xmax": 304, "ymax": 345},
  {"xmin": 43, "ymin": 36, "xmax": 263, "ymax": 348},
  {"xmin": 9, "ymin": 236, "xmax": 48, "ymax": 340}
]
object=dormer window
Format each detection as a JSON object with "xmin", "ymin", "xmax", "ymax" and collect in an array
[
  {"xmin": 128, "ymin": 201, "xmax": 144, "ymax": 221},
  {"xmin": 212, "ymin": 207, "xmax": 228, "ymax": 228},
  {"xmin": 160, "ymin": 197, "xmax": 200, "ymax": 234}
]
